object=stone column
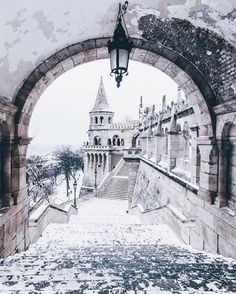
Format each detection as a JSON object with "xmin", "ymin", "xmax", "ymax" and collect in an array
[
  {"xmin": 167, "ymin": 132, "xmax": 177, "ymax": 171},
  {"xmin": 11, "ymin": 137, "xmax": 31, "ymax": 204},
  {"xmin": 197, "ymin": 138, "xmax": 218, "ymax": 203},
  {"xmin": 107, "ymin": 153, "xmax": 111, "ymax": 172},
  {"xmin": 155, "ymin": 135, "xmax": 162, "ymax": 164},
  {"xmin": 1, "ymin": 141, "xmax": 11, "ymax": 207},
  {"xmin": 103, "ymin": 154, "xmax": 106, "ymax": 173},
  {"xmin": 190, "ymin": 126, "xmax": 199, "ymax": 184},
  {"xmin": 215, "ymin": 140, "xmax": 232, "ymax": 207},
  {"xmin": 86, "ymin": 153, "xmax": 90, "ymax": 172}
]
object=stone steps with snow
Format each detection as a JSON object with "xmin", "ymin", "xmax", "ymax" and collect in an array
[
  {"xmin": 98, "ymin": 177, "xmax": 129, "ymax": 200},
  {"xmin": 116, "ymin": 161, "xmax": 140, "ymax": 177},
  {"xmin": 98, "ymin": 160, "xmax": 139, "ymax": 201},
  {"xmin": 0, "ymin": 198, "xmax": 236, "ymax": 293}
]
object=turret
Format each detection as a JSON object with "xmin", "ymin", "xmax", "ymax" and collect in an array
[{"xmin": 89, "ymin": 77, "xmax": 114, "ymax": 127}]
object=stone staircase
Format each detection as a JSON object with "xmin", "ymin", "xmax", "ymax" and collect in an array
[
  {"xmin": 0, "ymin": 198, "xmax": 236, "ymax": 293},
  {"xmin": 98, "ymin": 160, "xmax": 140, "ymax": 201}
]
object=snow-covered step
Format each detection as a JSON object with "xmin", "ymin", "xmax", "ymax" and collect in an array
[{"xmin": 0, "ymin": 199, "xmax": 236, "ymax": 293}]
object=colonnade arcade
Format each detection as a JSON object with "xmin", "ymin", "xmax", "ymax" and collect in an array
[
  {"xmin": 94, "ymin": 136, "xmax": 125, "ymax": 147},
  {"xmin": 85, "ymin": 152, "xmax": 109, "ymax": 173}
]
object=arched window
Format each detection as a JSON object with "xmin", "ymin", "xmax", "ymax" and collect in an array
[
  {"xmin": 108, "ymin": 117, "xmax": 112, "ymax": 124},
  {"xmin": 98, "ymin": 138, "xmax": 102, "ymax": 145},
  {"xmin": 176, "ymin": 124, "xmax": 181, "ymax": 134},
  {"xmin": 107, "ymin": 138, "xmax": 111, "ymax": 146},
  {"xmin": 100, "ymin": 116, "xmax": 104, "ymax": 124},
  {"xmin": 94, "ymin": 136, "xmax": 100, "ymax": 146},
  {"xmin": 112, "ymin": 135, "xmax": 119, "ymax": 146},
  {"xmin": 95, "ymin": 117, "xmax": 98, "ymax": 124},
  {"xmin": 121, "ymin": 139, "xmax": 124, "ymax": 146},
  {"xmin": 117, "ymin": 138, "xmax": 120, "ymax": 146},
  {"xmin": 99, "ymin": 153, "xmax": 102, "ymax": 165}
]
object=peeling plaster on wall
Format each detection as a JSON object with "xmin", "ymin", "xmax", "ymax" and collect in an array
[
  {"xmin": 0, "ymin": 0, "xmax": 235, "ymax": 100},
  {"xmin": 138, "ymin": 15, "xmax": 236, "ymax": 103},
  {"xmin": 5, "ymin": 9, "xmax": 27, "ymax": 32},
  {"xmin": 188, "ymin": 1, "xmax": 236, "ymax": 44},
  {"xmin": 0, "ymin": 56, "xmax": 34, "ymax": 102},
  {"xmin": 4, "ymin": 38, "xmax": 21, "ymax": 51},
  {"xmin": 32, "ymin": 11, "xmax": 57, "ymax": 43},
  {"xmin": 128, "ymin": 5, "xmax": 161, "ymax": 38}
]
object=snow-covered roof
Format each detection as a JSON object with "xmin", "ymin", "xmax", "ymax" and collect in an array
[{"xmin": 90, "ymin": 77, "xmax": 113, "ymax": 113}]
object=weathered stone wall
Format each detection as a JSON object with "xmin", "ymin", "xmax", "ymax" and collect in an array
[
  {"xmin": 0, "ymin": 197, "xmax": 28, "ymax": 258},
  {"xmin": 28, "ymin": 203, "xmax": 77, "ymax": 245},
  {"xmin": 132, "ymin": 159, "xmax": 236, "ymax": 259},
  {"xmin": 138, "ymin": 16, "xmax": 236, "ymax": 105}
]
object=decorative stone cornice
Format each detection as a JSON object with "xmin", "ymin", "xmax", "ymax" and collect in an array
[{"xmin": 176, "ymin": 107, "xmax": 194, "ymax": 119}]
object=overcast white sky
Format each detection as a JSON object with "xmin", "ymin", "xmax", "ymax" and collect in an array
[{"xmin": 28, "ymin": 59, "xmax": 179, "ymax": 155}]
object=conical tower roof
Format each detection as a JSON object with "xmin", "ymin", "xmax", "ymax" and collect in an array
[{"xmin": 90, "ymin": 77, "xmax": 112, "ymax": 112}]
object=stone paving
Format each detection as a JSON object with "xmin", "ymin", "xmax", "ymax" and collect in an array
[{"xmin": 0, "ymin": 198, "xmax": 236, "ymax": 293}]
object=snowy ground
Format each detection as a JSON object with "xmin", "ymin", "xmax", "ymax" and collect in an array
[
  {"xmin": 49, "ymin": 171, "xmax": 84, "ymax": 205},
  {"xmin": 0, "ymin": 198, "xmax": 236, "ymax": 293}
]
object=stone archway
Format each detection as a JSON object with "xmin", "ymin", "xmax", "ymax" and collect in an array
[
  {"xmin": 1, "ymin": 13, "xmax": 235, "ymax": 258},
  {"xmin": 14, "ymin": 36, "xmax": 217, "ymax": 140},
  {"xmin": 12, "ymin": 33, "xmax": 226, "ymax": 208}
]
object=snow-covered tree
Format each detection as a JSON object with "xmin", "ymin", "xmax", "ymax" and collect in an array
[{"xmin": 53, "ymin": 146, "xmax": 84, "ymax": 196}]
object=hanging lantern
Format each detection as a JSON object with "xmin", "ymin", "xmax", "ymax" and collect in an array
[{"xmin": 107, "ymin": 1, "xmax": 133, "ymax": 88}]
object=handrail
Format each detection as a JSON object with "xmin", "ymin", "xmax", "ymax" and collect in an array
[{"xmin": 97, "ymin": 158, "xmax": 126, "ymax": 196}]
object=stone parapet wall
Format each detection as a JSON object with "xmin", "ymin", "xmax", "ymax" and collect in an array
[
  {"xmin": 132, "ymin": 159, "xmax": 236, "ymax": 259},
  {"xmin": 28, "ymin": 203, "xmax": 77, "ymax": 245}
]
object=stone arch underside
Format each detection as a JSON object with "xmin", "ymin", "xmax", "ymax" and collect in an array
[
  {"xmin": 0, "ymin": 13, "xmax": 235, "ymax": 260},
  {"xmin": 15, "ymin": 38, "xmax": 214, "ymax": 138},
  {"xmin": 13, "ymin": 18, "xmax": 236, "ymax": 141}
]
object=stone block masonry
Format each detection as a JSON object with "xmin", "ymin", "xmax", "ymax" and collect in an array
[
  {"xmin": 132, "ymin": 159, "xmax": 236, "ymax": 259},
  {"xmin": 138, "ymin": 16, "xmax": 236, "ymax": 105},
  {"xmin": 0, "ymin": 197, "xmax": 28, "ymax": 258}
]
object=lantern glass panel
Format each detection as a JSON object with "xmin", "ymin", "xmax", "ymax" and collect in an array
[
  {"xmin": 118, "ymin": 49, "xmax": 129, "ymax": 71},
  {"xmin": 110, "ymin": 49, "xmax": 117, "ymax": 72},
  {"xmin": 110, "ymin": 48, "xmax": 129, "ymax": 73}
]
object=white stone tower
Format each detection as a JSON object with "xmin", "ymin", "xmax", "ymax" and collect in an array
[
  {"xmin": 82, "ymin": 77, "xmax": 114, "ymax": 188},
  {"xmin": 82, "ymin": 77, "xmax": 139, "ymax": 189},
  {"xmin": 89, "ymin": 77, "xmax": 114, "ymax": 134}
]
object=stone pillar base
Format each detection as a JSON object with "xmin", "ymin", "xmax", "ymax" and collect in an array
[{"xmin": 214, "ymin": 195, "xmax": 228, "ymax": 208}]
